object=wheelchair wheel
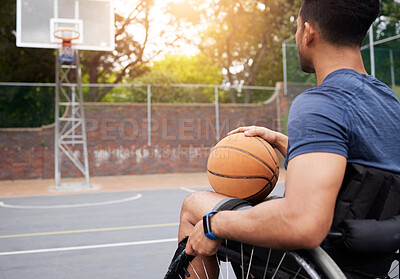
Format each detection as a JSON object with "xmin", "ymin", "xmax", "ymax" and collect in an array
[
  {"xmin": 387, "ymin": 250, "xmax": 399, "ymax": 279},
  {"xmin": 213, "ymin": 239, "xmax": 346, "ymax": 279},
  {"xmin": 164, "ymin": 237, "xmax": 346, "ymax": 279}
]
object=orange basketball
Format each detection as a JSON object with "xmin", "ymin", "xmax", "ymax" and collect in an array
[{"xmin": 207, "ymin": 133, "xmax": 279, "ymax": 204}]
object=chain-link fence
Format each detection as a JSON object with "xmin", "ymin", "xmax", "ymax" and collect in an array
[
  {"xmin": 361, "ymin": 44, "xmax": 400, "ymax": 91},
  {"xmin": 0, "ymin": 82, "xmax": 281, "ymax": 179},
  {"xmin": 0, "ymin": 82, "xmax": 277, "ymax": 142},
  {"xmin": 282, "ymin": 33, "xmax": 400, "ymax": 132},
  {"xmin": 283, "ymin": 35, "xmax": 400, "ymax": 90}
]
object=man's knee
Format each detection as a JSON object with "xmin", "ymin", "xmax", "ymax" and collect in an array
[
  {"xmin": 181, "ymin": 191, "xmax": 211, "ymax": 213},
  {"xmin": 181, "ymin": 190, "xmax": 228, "ymax": 222}
]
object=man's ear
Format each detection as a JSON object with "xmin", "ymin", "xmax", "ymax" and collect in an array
[{"xmin": 303, "ymin": 22, "xmax": 316, "ymax": 46}]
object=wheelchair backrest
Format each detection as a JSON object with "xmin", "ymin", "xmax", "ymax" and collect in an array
[
  {"xmin": 332, "ymin": 163, "xmax": 400, "ymax": 227},
  {"xmin": 322, "ymin": 163, "xmax": 400, "ymax": 278}
]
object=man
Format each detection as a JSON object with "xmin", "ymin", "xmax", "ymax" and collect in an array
[{"xmin": 178, "ymin": 0, "xmax": 400, "ymax": 278}]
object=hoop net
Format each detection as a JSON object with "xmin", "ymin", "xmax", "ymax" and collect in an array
[{"xmin": 54, "ymin": 29, "xmax": 80, "ymax": 63}]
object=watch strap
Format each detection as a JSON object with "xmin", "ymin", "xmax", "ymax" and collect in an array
[{"xmin": 203, "ymin": 211, "xmax": 220, "ymax": 240}]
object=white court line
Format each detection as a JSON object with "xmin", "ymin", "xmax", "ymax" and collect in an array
[
  {"xmin": 180, "ymin": 187, "xmax": 198, "ymax": 193},
  {"xmin": 0, "ymin": 194, "xmax": 142, "ymax": 209},
  {"xmin": 0, "ymin": 238, "xmax": 178, "ymax": 256}
]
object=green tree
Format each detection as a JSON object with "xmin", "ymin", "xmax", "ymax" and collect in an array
[
  {"xmin": 103, "ymin": 53, "xmax": 224, "ymax": 103},
  {"xmin": 361, "ymin": 0, "xmax": 400, "ymax": 85},
  {"xmin": 152, "ymin": 53, "xmax": 224, "ymax": 102},
  {"xmin": 284, "ymin": 0, "xmax": 400, "ymax": 88},
  {"xmin": 0, "ymin": 0, "xmax": 55, "ymax": 83},
  {"xmin": 0, "ymin": 0, "xmax": 185, "ymax": 126},
  {"xmin": 151, "ymin": 54, "xmax": 223, "ymax": 85},
  {"xmin": 0, "ymin": 0, "xmax": 56, "ymax": 127},
  {"xmin": 81, "ymin": 0, "xmax": 152, "ymax": 102},
  {"xmin": 169, "ymin": 0, "xmax": 300, "ymax": 103},
  {"xmin": 102, "ymin": 71, "xmax": 194, "ymax": 103},
  {"xmin": 82, "ymin": 0, "xmax": 193, "ymax": 102},
  {"xmin": 378, "ymin": 0, "xmax": 400, "ymax": 38}
]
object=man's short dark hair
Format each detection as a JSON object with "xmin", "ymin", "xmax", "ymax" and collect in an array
[{"xmin": 300, "ymin": 0, "xmax": 380, "ymax": 47}]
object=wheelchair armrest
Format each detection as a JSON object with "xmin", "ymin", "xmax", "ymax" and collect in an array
[{"xmin": 328, "ymin": 215, "xmax": 400, "ymax": 254}]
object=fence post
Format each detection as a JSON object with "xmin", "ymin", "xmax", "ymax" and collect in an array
[
  {"xmin": 369, "ymin": 26, "xmax": 375, "ymax": 77},
  {"xmin": 215, "ymin": 85, "xmax": 220, "ymax": 142},
  {"xmin": 390, "ymin": 49, "xmax": 396, "ymax": 88},
  {"xmin": 147, "ymin": 84, "xmax": 151, "ymax": 146},
  {"xmin": 282, "ymin": 41, "xmax": 288, "ymax": 96},
  {"xmin": 276, "ymin": 93, "xmax": 281, "ymax": 134}
]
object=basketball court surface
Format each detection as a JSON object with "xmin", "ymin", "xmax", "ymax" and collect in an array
[
  {"xmin": 6, "ymin": 2, "xmax": 287, "ymax": 277},
  {"xmin": 0, "ymin": 172, "xmax": 285, "ymax": 279}
]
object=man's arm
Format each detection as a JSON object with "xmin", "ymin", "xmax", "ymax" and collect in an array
[{"xmin": 186, "ymin": 152, "xmax": 346, "ymax": 255}]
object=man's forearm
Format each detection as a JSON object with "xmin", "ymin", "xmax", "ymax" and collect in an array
[
  {"xmin": 274, "ymin": 132, "xmax": 288, "ymax": 158},
  {"xmin": 210, "ymin": 197, "xmax": 316, "ymax": 250}
]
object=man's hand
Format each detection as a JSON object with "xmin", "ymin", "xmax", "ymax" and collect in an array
[
  {"xmin": 185, "ymin": 220, "xmax": 222, "ymax": 256},
  {"xmin": 228, "ymin": 125, "xmax": 288, "ymax": 157}
]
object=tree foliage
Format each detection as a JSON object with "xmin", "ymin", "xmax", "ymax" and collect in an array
[
  {"xmin": 151, "ymin": 54, "xmax": 223, "ymax": 85},
  {"xmin": 377, "ymin": 0, "xmax": 400, "ymax": 39},
  {"xmin": 360, "ymin": 0, "xmax": 400, "ymax": 85},
  {"xmin": 0, "ymin": 0, "xmax": 187, "ymax": 126},
  {"xmin": 82, "ymin": 0, "xmax": 193, "ymax": 102},
  {"xmin": 0, "ymin": 0, "xmax": 55, "ymax": 83},
  {"xmin": 102, "ymin": 71, "xmax": 187, "ymax": 103},
  {"xmin": 0, "ymin": 0, "xmax": 56, "ymax": 127},
  {"xmin": 102, "ymin": 53, "xmax": 224, "ymax": 103},
  {"xmin": 285, "ymin": 0, "xmax": 400, "ymax": 87},
  {"xmin": 82, "ymin": 0, "xmax": 153, "ymax": 101},
  {"xmin": 169, "ymin": 0, "xmax": 300, "ymax": 103}
]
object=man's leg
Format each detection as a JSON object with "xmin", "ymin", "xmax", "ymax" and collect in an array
[{"xmin": 178, "ymin": 190, "xmax": 229, "ymax": 279}]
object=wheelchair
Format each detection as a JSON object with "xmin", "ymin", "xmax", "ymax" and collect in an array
[{"xmin": 164, "ymin": 163, "xmax": 400, "ymax": 278}]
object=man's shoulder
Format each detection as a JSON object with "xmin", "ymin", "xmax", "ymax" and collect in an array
[
  {"xmin": 294, "ymin": 68, "xmax": 397, "ymax": 110},
  {"xmin": 291, "ymin": 85, "xmax": 343, "ymax": 115},
  {"xmin": 318, "ymin": 69, "xmax": 395, "ymax": 100}
]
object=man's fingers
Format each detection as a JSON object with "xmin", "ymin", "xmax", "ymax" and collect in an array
[
  {"xmin": 244, "ymin": 126, "xmax": 258, "ymax": 136},
  {"xmin": 227, "ymin": 125, "xmax": 277, "ymax": 147},
  {"xmin": 227, "ymin": 127, "xmax": 243, "ymax": 135},
  {"xmin": 227, "ymin": 126, "xmax": 255, "ymax": 136},
  {"xmin": 185, "ymin": 242, "xmax": 195, "ymax": 256},
  {"xmin": 243, "ymin": 126, "xmax": 267, "ymax": 138}
]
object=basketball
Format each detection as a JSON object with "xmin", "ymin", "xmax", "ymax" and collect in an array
[{"xmin": 207, "ymin": 133, "xmax": 279, "ymax": 204}]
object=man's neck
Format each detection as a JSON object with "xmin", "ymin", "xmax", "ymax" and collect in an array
[{"xmin": 313, "ymin": 44, "xmax": 368, "ymax": 85}]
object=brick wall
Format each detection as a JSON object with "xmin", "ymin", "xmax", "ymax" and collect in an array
[{"xmin": 0, "ymin": 97, "xmax": 280, "ymax": 180}]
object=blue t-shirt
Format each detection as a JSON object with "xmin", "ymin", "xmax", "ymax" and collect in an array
[{"xmin": 285, "ymin": 68, "xmax": 400, "ymax": 176}]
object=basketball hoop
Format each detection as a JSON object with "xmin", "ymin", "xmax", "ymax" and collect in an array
[{"xmin": 54, "ymin": 29, "xmax": 80, "ymax": 63}]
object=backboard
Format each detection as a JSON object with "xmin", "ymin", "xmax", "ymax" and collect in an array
[{"xmin": 16, "ymin": 0, "xmax": 115, "ymax": 51}]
